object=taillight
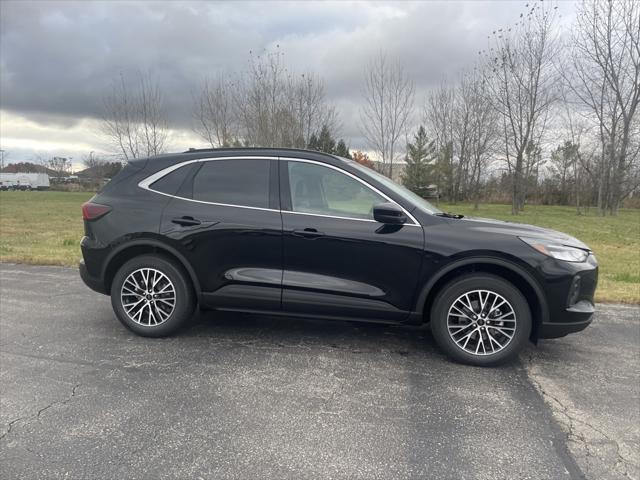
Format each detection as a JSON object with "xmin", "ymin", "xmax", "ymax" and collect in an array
[{"xmin": 82, "ymin": 202, "xmax": 111, "ymax": 221}]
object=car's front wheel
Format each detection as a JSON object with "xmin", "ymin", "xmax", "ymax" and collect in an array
[
  {"xmin": 110, "ymin": 255, "xmax": 195, "ymax": 337},
  {"xmin": 430, "ymin": 274, "xmax": 531, "ymax": 366}
]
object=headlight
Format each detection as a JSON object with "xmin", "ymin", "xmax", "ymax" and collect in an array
[{"xmin": 520, "ymin": 237, "xmax": 589, "ymax": 262}]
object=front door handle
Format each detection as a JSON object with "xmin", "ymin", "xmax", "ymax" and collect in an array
[
  {"xmin": 292, "ymin": 228, "xmax": 325, "ymax": 239},
  {"xmin": 171, "ymin": 216, "xmax": 202, "ymax": 227}
]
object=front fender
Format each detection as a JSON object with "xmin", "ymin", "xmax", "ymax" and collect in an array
[{"xmin": 415, "ymin": 255, "xmax": 550, "ymax": 327}]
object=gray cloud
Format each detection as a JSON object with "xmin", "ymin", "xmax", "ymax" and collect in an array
[{"xmin": 1, "ymin": 0, "xmax": 576, "ymax": 154}]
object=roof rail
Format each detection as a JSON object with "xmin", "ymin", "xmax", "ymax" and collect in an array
[{"xmin": 182, "ymin": 146, "xmax": 339, "ymax": 157}]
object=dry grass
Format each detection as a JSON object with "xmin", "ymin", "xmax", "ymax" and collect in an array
[
  {"xmin": 0, "ymin": 191, "xmax": 638, "ymax": 303},
  {"xmin": 0, "ymin": 191, "xmax": 91, "ymax": 266}
]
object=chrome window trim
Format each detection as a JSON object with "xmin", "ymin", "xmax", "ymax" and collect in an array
[
  {"xmin": 138, "ymin": 156, "xmax": 279, "ymax": 213},
  {"xmin": 137, "ymin": 155, "xmax": 420, "ymax": 226},
  {"xmin": 138, "ymin": 156, "xmax": 278, "ymax": 190}
]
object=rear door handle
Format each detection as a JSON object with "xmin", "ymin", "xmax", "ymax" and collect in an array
[
  {"xmin": 171, "ymin": 216, "xmax": 202, "ymax": 227},
  {"xmin": 292, "ymin": 228, "xmax": 325, "ymax": 239}
]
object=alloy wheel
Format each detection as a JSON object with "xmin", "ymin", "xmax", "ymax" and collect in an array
[
  {"xmin": 120, "ymin": 268, "xmax": 176, "ymax": 326},
  {"xmin": 446, "ymin": 289, "xmax": 517, "ymax": 356}
]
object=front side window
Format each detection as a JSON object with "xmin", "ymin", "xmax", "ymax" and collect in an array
[
  {"xmin": 192, "ymin": 159, "xmax": 270, "ymax": 208},
  {"xmin": 348, "ymin": 160, "xmax": 442, "ymax": 215},
  {"xmin": 287, "ymin": 162, "xmax": 386, "ymax": 220}
]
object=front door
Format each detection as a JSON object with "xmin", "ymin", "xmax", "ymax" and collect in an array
[{"xmin": 280, "ymin": 159, "xmax": 424, "ymax": 322}]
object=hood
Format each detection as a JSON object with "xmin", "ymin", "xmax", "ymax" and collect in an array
[{"xmin": 452, "ymin": 216, "xmax": 591, "ymax": 251}]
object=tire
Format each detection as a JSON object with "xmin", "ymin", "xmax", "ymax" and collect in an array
[
  {"xmin": 430, "ymin": 274, "xmax": 531, "ymax": 366},
  {"xmin": 110, "ymin": 254, "xmax": 195, "ymax": 337}
]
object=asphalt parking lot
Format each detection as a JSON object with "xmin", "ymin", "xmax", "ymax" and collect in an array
[{"xmin": 1, "ymin": 264, "xmax": 638, "ymax": 479}]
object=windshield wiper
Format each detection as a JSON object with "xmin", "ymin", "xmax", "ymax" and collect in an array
[{"xmin": 435, "ymin": 212, "xmax": 465, "ymax": 219}]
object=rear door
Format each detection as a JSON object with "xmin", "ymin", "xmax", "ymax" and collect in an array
[
  {"xmin": 157, "ymin": 157, "xmax": 283, "ymax": 312},
  {"xmin": 280, "ymin": 158, "xmax": 424, "ymax": 322}
]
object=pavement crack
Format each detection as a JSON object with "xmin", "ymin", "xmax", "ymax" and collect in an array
[
  {"xmin": 36, "ymin": 383, "xmax": 81, "ymax": 418},
  {"xmin": 0, "ymin": 416, "xmax": 27, "ymax": 441},
  {"xmin": 0, "ymin": 383, "xmax": 81, "ymax": 442},
  {"xmin": 525, "ymin": 353, "xmax": 638, "ymax": 479}
]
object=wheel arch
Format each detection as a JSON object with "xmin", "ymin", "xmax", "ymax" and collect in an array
[
  {"xmin": 102, "ymin": 239, "xmax": 201, "ymax": 300},
  {"xmin": 417, "ymin": 257, "xmax": 549, "ymax": 341}
]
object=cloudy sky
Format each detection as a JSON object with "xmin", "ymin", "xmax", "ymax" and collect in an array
[{"xmin": 0, "ymin": 0, "xmax": 577, "ymax": 167}]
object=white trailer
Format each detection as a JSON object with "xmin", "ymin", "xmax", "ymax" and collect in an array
[{"xmin": 0, "ymin": 173, "xmax": 50, "ymax": 190}]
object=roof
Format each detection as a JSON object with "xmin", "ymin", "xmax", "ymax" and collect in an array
[{"xmin": 130, "ymin": 147, "xmax": 347, "ymax": 171}]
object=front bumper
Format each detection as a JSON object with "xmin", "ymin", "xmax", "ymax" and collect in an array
[
  {"xmin": 539, "ymin": 300, "xmax": 595, "ymax": 338},
  {"xmin": 79, "ymin": 259, "xmax": 108, "ymax": 295},
  {"xmin": 536, "ymin": 253, "xmax": 598, "ymax": 339}
]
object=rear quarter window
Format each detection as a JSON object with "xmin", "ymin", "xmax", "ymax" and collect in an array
[{"xmin": 149, "ymin": 164, "xmax": 196, "ymax": 196}]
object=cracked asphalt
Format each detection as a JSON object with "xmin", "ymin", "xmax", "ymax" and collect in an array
[{"xmin": 1, "ymin": 264, "xmax": 638, "ymax": 479}]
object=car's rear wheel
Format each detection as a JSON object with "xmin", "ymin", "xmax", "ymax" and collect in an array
[
  {"xmin": 110, "ymin": 255, "xmax": 195, "ymax": 337},
  {"xmin": 430, "ymin": 274, "xmax": 531, "ymax": 366}
]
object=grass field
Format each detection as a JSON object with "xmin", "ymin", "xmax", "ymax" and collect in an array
[{"xmin": 0, "ymin": 191, "xmax": 638, "ymax": 303}]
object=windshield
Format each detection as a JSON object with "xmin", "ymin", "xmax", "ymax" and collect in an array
[{"xmin": 346, "ymin": 160, "xmax": 442, "ymax": 215}]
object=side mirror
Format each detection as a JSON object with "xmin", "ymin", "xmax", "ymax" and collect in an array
[{"xmin": 373, "ymin": 202, "xmax": 407, "ymax": 225}]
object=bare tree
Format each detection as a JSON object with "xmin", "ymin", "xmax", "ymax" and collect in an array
[
  {"xmin": 82, "ymin": 151, "xmax": 103, "ymax": 169},
  {"xmin": 193, "ymin": 75, "xmax": 238, "ymax": 147},
  {"xmin": 214, "ymin": 48, "xmax": 340, "ymax": 149},
  {"xmin": 557, "ymin": 89, "xmax": 599, "ymax": 214},
  {"xmin": 30, "ymin": 153, "xmax": 48, "ymax": 168},
  {"xmin": 425, "ymin": 81, "xmax": 455, "ymax": 151},
  {"xmin": 47, "ymin": 156, "xmax": 72, "ymax": 178},
  {"xmin": 424, "ymin": 81, "xmax": 455, "ymax": 200},
  {"xmin": 234, "ymin": 50, "xmax": 293, "ymax": 147},
  {"xmin": 565, "ymin": 0, "xmax": 640, "ymax": 215},
  {"xmin": 424, "ymin": 65, "xmax": 498, "ymax": 206},
  {"xmin": 81, "ymin": 151, "xmax": 105, "ymax": 177},
  {"xmin": 0, "ymin": 150, "xmax": 8, "ymax": 171},
  {"xmin": 485, "ymin": 3, "xmax": 560, "ymax": 214},
  {"xmin": 102, "ymin": 72, "xmax": 169, "ymax": 161},
  {"xmin": 360, "ymin": 53, "xmax": 415, "ymax": 178},
  {"xmin": 463, "ymin": 66, "xmax": 500, "ymax": 209},
  {"xmin": 451, "ymin": 75, "xmax": 473, "ymax": 203},
  {"xmin": 290, "ymin": 72, "xmax": 338, "ymax": 147}
]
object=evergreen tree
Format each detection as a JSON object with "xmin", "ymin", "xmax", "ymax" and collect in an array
[
  {"xmin": 316, "ymin": 124, "xmax": 336, "ymax": 154},
  {"xmin": 402, "ymin": 126, "xmax": 436, "ymax": 197},
  {"xmin": 307, "ymin": 126, "xmax": 352, "ymax": 159},
  {"xmin": 334, "ymin": 139, "xmax": 351, "ymax": 159},
  {"xmin": 307, "ymin": 133, "xmax": 319, "ymax": 151}
]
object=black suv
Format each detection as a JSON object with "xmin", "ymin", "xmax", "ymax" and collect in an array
[{"xmin": 79, "ymin": 148, "xmax": 597, "ymax": 365}]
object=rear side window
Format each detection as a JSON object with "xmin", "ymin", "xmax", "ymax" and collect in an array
[
  {"xmin": 192, "ymin": 159, "xmax": 270, "ymax": 208},
  {"xmin": 150, "ymin": 164, "xmax": 194, "ymax": 195}
]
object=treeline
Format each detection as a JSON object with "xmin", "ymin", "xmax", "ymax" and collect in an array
[
  {"xmin": 97, "ymin": 0, "xmax": 638, "ymax": 216},
  {"xmin": 410, "ymin": 1, "xmax": 639, "ymax": 215}
]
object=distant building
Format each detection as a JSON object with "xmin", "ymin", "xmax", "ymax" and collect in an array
[{"xmin": 0, "ymin": 173, "xmax": 50, "ymax": 190}]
